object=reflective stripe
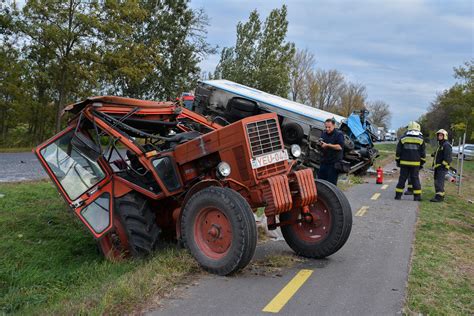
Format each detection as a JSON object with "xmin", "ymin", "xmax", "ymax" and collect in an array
[
  {"xmin": 400, "ymin": 160, "xmax": 421, "ymax": 166},
  {"xmin": 442, "ymin": 161, "xmax": 450, "ymax": 168},
  {"xmin": 407, "ymin": 184, "xmax": 413, "ymax": 188},
  {"xmin": 436, "ymin": 192, "xmax": 445, "ymax": 196},
  {"xmin": 401, "ymin": 137, "xmax": 423, "ymax": 145},
  {"xmin": 421, "ymin": 157, "xmax": 426, "ymax": 161},
  {"xmin": 395, "ymin": 188, "xmax": 404, "ymax": 193},
  {"xmin": 434, "ymin": 164, "xmax": 441, "ymax": 168},
  {"xmin": 432, "ymin": 146, "xmax": 440, "ymax": 167},
  {"xmin": 413, "ymin": 189, "xmax": 422, "ymax": 194}
]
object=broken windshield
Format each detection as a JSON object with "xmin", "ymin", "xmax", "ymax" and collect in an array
[{"xmin": 40, "ymin": 130, "xmax": 105, "ymax": 200}]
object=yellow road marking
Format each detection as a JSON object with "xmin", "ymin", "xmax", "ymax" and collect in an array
[
  {"xmin": 381, "ymin": 184, "xmax": 389, "ymax": 190},
  {"xmin": 262, "ymin": 269, "xmax": 313, "ymax": 313},
  {"xmin": 355, "ymin": 206, "xmax": 369, "ymax": 217},
  {"xmin": 371, "ymin": 193, "xmax": 381, "ymax": 200}
]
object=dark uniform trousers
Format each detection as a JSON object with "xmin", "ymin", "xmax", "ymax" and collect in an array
[
  {"xmin": 396, "ymin": 167, "xmax": 421, "ymax": 196},
  {"xmin": 434, "ymin": 167, "xmax": 447, "ymax": 198}
]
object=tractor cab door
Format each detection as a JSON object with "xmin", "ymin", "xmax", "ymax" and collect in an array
[{"xmin": 35, "ymin": 126, "xmax": 114, "ymax": 238}]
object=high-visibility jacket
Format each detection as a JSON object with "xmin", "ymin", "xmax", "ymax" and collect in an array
[
  {"xmin": 396, "ymin": 131, "xmax": 426, "ymax": 167},
  {"xmin": 432, "ymin": 140, "xmax": 452, "ymax": 170}
]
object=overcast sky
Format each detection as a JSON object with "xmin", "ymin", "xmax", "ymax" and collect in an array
[{"xmin": 190, "ymin": 0, "xmax": 473, "ymax": 129}]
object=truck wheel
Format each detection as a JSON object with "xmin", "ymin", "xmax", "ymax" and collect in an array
[
  {"xmin": 227, "ymin": 97, "xmax": 257, "ymax": 112},
  {"xmin": 98, "ymin": 192, "xmax": 160, "ymax": 260},
  {"xmin": 181, "ymin": 187, "xmax": 257, "ymax": 275},
  {"xmin": 282, "ymin": 122, "xmax": 305, "ymax": 144},
  {"xmin": 280, "ymin": 179, "xmax": 352, "ymax": 258}
]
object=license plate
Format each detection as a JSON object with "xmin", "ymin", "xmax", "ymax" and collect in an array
[{"xmin": 250, "ymin": 150, "xmax": 289, "ymax": 169}]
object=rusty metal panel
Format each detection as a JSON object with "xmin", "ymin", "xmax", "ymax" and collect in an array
[
  {"xmin": 290, "ymin": 168, "xmax": 317, "ymax": 207},
  {"xmin": 262, "ymin": 175, "xmax": 293, "ymax": 217}
]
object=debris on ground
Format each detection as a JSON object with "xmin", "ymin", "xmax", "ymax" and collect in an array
[{"xmin": 254, "ymin": 213, "xmax": 284, "ymax": 241}]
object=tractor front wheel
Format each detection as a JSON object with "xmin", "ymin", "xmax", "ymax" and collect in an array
[
  {"xmin": 181, "ymin": 187, "xmax": 257, "ymax": 275},
  {"xmin": 98, "ymin": 192, "xmax": 160, "ymax": 260},
  {"xmin": 280, "ymin": 179, "xmax": 352, "ymax": 258}
]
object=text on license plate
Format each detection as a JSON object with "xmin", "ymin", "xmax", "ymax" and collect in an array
[{"xmin": 250, "ymin": 150, "xmax": 289, "ymax": 169}]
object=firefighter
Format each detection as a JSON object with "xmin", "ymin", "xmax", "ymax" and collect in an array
[
  {"xmin": 404, "ymin": 128, "xmax": 424, "ymax": 196},
  {"xmin": 430, "ymin": 129, "xmax": 452, "ymax": 202},
  {"xmin": 395, "ymin": 121, "xmax": 426, "ymax": 201}
]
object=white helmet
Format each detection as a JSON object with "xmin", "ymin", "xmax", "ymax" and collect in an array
[{"xmin": 436, "ymin": 129, "xmax": 448, "ymax": 140}]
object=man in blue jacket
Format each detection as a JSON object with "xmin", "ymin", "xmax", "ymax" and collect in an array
[{"xmin": 318, "ymin": 118, "xmax": 344, "ymax": 186}]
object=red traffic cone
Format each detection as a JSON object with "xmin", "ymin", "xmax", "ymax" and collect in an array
[{"xmin": 376, "ymin": 166, "xmax": 383, "ymax": 184}]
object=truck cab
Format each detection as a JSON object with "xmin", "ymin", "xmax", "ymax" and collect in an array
[{"xmin": 192, "ymin": 80, "xmax": 378, "ymax": 175}]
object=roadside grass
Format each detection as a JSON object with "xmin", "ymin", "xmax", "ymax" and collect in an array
[
  {"xmin": 405, "ymin": 160, "xmax": 474, "ymax": 315},
  {"xmin": 0, "ymin": 180, "xmax": 199, "ymax": 315},
  {"xmin": 374, "ymin": 142, "xmax": 396, "ymax": 167},
  {"xmin": 0, "ymin": 147, "xmax": 33, "ymax": 153}
]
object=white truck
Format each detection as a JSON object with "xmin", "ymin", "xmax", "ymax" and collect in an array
[{"xmin": 192, "ymin": 80, "xmax": 379, "ymax": 175}]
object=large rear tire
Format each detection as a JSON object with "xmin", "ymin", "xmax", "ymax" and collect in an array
[
  {"xmin": 280, "ymin": 179, "xmax": 352, "ymax": 258},
  {"xmin": 181, "ymin": 187, "xmax": 257, "ymax": 275},
  {"xmin": 98, "ymin": 192, "xmax": 160, "ymax": 260}
]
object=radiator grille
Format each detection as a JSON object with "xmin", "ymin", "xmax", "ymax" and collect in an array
[{"xmin": 246, "ymin": 119, "xmax": 282, "ymax": 157}]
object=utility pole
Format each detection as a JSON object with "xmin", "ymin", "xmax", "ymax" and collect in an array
[{"xmin": 458, "ymin": 132, "xmax": 466, "ymax": 195}]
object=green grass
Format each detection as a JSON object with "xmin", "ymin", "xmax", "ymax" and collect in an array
[
  {"xmin": 0, "ymin": 147, "xmax": 34, "ymax": 153},
  {"xmin": 0, "ymin": 181, "xmax": 199, "ymax": 315},
  {"xmin": 405, "ymin": 160, "xmax": 474, "ymax": 315},
  {"xmin": 374, "ymin": 142, "xmax": 396, "ymax": 167}
]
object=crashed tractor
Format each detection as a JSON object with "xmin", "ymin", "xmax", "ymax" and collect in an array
[{"xmin": 35, "ymin": 96, "xmax": 352, "ymax": 275}]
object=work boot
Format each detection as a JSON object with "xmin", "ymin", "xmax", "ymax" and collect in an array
[
  {"xmin": 429, "ymin": 195, "xmax": 444, "ymax": 202},
  {"xmin": 394, "ymin": 192, "xmax": 402, "ymax": 200},
  {"xmin": 404, "ymin": 190, "xmax": 413, "ymax": 195},
  {"xmin": 413, "ymin": 195, "xmax": 422, "ymax": 201}
]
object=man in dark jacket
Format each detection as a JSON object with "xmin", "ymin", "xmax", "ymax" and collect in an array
[
  {"xmin": 318, "ymin": 118, "xmax": 344, "ymax": 186},
  {"xmin": 395, "ymin": 121, "xmax": 426, "ymax": 201},
  {"xmin": 430, "ymin": 129, "xmax": 452, "ymax": 202}
]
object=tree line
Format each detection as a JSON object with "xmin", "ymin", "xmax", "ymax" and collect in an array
[
  {"xmin": 418, "ymin": 61, "xmax": 473, "ymax": 143},
  {"xmin": 1, "ymin": 2, "xmax": 391, "ymax": 148},
  {"xmin": 212, "ymin": 6, "xmax": 392, "ymax": 130},
  {"xmin": 0, "ymin": 0, "xmax": 215, "ymax": 146}
]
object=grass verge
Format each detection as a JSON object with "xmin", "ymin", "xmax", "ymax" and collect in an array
[
  {"xmin": 0, "ymin": 147, "xmax": 34, "ymax": 153},
  {"xmin": 405, "ymin": 160, "xmax": 473, "ymax": 315},
  {"xmin": 0, "ymin": 180, "xmax": 199, "ymax": 315},
  {"xmin": 374, "ymin": 142, "xmax": 396, "ymax": 167}
]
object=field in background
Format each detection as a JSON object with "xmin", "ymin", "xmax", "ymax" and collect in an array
[{"xmin": 374, "ymin": 142, "xmax": 396, "ymax": 168}]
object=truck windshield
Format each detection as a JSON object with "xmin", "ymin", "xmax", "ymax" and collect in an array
[{"xmin": 40, "ymin": 130, "xmax": 105, "ymax": 200}]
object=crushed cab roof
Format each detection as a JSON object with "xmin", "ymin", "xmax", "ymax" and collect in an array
[{"xmin": 63, "ymin": 96, "xmax": 177, "ymax": 115}]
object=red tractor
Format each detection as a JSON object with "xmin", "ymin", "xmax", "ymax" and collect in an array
[{"xmin": 35, "ymin": 96, "xmax": 352, "ymax": 275}]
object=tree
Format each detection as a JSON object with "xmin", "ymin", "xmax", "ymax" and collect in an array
[
  {"xmin": 304, "ymin": 69, "xmax": 345, "ymax": 111},
  {"xmin": 18, "ymin": 0, "xmax": 101, "ymax": 132},
  {"xmin": 419, "ymin": 60, "xmax": 474, "ymax": 141},
  {"xmin": 337, "ymin": 82, "xmax": 367, "ymax": 116},
  {"xmin": 367, "ymin": 100, "xmax": 391, "ymax": 129},
  {"xmin": 289, "ymin": 48, "xmax": 315, "ymax": 102},
  {"xmin": 215, "ymin": 6, "xmax": 295, "ymax": 97}
]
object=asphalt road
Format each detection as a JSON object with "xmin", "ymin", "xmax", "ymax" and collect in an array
[
  {"xmin": 150, "ymin": 172, "xmax": 418, "ymax": 316},
  {"xmin": 0, "ymin": 152, "xmax": 47, "ymax": 182}
]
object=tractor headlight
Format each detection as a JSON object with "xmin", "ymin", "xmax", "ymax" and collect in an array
[
  {"xmin": 217, "ymin": 162, "xmax": 231, "ymax": 178},
  {"xmin": 290, "ymin": 144, "xmax": 302, "ymax": 158}
]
